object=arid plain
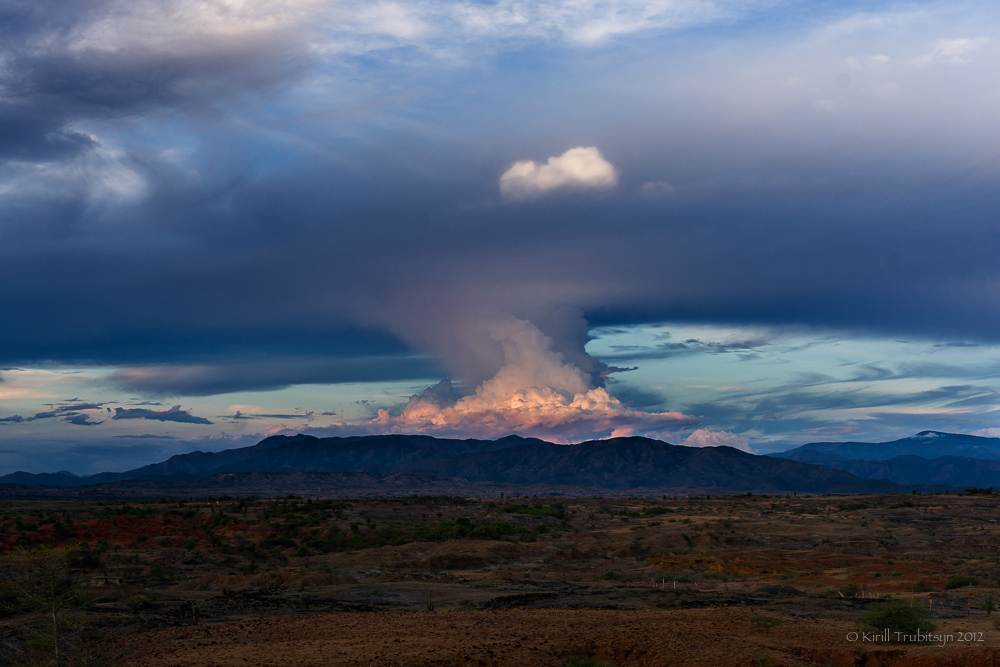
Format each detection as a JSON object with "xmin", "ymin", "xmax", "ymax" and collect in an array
[{"xmin": 4, "ymin": 492, "xmax": 1000, "ymax": 666}]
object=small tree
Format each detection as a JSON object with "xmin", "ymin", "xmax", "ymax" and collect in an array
[
  {"xmin": 983, "ymin": 596, "xmax": 996, "ymax": 617},
  {"xmin": 840, "ymin": 583, "xmax": 861, "ymax": 598},
  {"xmin": 0, "ymin": 547, "xmax": 80, "ymax": 665},
  {"xmin": 0, "ymin": 546, "xmax": 141, "ymax": 667},
  {"xmin": 944, "ymin": 576, "xmax": 978, "ymax": 590},
  {"xmin": 862, "ymin": 600, "xmax": 935, "ymax": 640}
]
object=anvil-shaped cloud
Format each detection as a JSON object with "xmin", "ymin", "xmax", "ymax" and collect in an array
[{"xmin": 315, "ymin": 318, "xmax": 695, "ymax": 442}]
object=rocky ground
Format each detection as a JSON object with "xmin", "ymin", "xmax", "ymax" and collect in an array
[
  {"xmin": 4, "ymin": 492, "xmax": 1000, "ymax": 665},
  {"xmin": 140, "ymin": 608, "xmax": 1000, "ymax": 667}
]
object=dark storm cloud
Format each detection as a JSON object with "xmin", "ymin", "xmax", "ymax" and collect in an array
[
  {"xmin": 5, "ymin": 145, "xmax": 1000, "ymax": 392},
  {"xmin": 6, "ymin": 153, "xmax": 1000, "ymax": 395},
  {"xmin": 28, "ymin": 403, "xmax": 103, "ymax": 420},
  {"xmin": 112, "ymin": 405, "xmax": 212, "ymax": 424},
  {"xmin": 113, "ymin": 434, "xmax": 176, "ymax": 439},
  {"xmin": 63, "ymin": 413, "xmax": 102, "ymax": 426},
  {"xmin": 0, "ymin": 415, "xmax": 25, "ymax": 423},
  {"xmin": 0, "ymin": 0, "xmax": 998, "ymax": 413},
  {"xmin": 0, "ymin": 0, "xmax": 315, "ymax": 161}
]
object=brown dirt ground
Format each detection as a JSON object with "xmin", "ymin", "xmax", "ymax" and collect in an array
[
  {"xmin": 8, "ymin": 495, "xmax": 1000, "ymax": 666},
  {"xmin": 140, "ymin": 608, "xmax": 1000, "ymax": 667}
]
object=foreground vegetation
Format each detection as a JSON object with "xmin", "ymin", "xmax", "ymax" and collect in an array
[{"xmin": 2, "ymin": 491, "xmax": 1000, "ymax": 664}]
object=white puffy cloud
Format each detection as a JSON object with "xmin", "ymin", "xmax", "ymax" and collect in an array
[
  {"xmin": 499, "ymin": 147, "xmax": 618, "ymax": 200},
  {"xmin": 682, "ymin": 428, "xmax": 752, "ymax": 453}
]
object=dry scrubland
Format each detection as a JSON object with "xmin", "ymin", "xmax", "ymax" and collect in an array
[{"xmin": 4, "ymin": 492, "xmax": 1000, "ymax": 665}]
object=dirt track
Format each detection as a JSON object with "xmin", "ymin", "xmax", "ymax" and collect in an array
[{"xmin": 140, "ymin": 608, "xmax": 1000, "ymax": 667}]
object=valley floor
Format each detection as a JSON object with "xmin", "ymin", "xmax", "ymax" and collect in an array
[
  {"xmin": 4, "ymin": 492, "xmax": 1000, "ymax": 665},
  {"xmin": 141, "ymin": 608, "xmax": 1000, "ymax": 667}
]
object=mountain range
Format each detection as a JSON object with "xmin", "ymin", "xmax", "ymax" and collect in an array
[
  {"xmin": 771, "ymin": 431, "xmax": 1000, "ymax": 487},
  {"xmin": 775, "ymin": 431, "xmax": 1000, "ymax": 461},
  {"xmin": 0, "ymin": 432, "xmax": 966, "ymax": 496}
]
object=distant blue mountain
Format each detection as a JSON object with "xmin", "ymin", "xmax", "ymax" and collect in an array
[
  {"xmin": 774, "ymin": 431, "xmax": 1000, "ymax": 461},
  {"xmin": 0, "ymin": 470, "xmax": 82, "ymax": 485},
  {"xmin": 771, "ymin": 431, "xmax": 1000, "ymax": 487}
]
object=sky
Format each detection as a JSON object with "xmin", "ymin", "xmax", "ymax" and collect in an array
[{"xmin": 2, "ymin": 0, "xmax": 1000, "ymax": 474}]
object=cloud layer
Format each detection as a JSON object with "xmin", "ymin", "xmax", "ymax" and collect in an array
[{"xmin": 0, "ymin": 1, "xmax": 999, "ymax": 459}]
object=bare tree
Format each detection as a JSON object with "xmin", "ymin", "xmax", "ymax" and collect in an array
[
  {"xmin": 1, "ymin": 547, "xmax": 80, "ymax": 666},
  {"xmin": 1, "ymin": 547, "xmax": 142, "ymax": 667}
]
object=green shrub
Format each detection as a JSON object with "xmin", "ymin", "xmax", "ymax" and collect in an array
[
  {"xmin": 836, "ymin": 502, "xmax": 868, "ymax": 511},
  {"xmin": 749, "ymin": 614, "xmax": 783, "ymax": 635},
  {"xmin": 751, "ymin": 649, "xmax": 777, "ymax": 667},
  {"xmin": 840, "ymin": 583, "xmax": 860, "ymax": 597},
  {"xmin": 126, "ymin": 594, "xmax": 157, "ymax": 614},
  {"xmin": 944, "ymin": 576, "xmax": 979, "ymax": 590},
  {"xmin": 564, "ymin": 657, "xmax": 612, "ymax": 667},
  {"xmin": 862, "ymin": 600, "xmax": 935, "ymax": 639},
  {"xmin": 983, "ymin": 596, "xmax": 996, "ymax": 617}
]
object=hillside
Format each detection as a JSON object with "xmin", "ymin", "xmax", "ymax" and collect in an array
[
  {"xmin": 775, "ymin": 449, "xmax": 1000, "ymax": 487},
  {"xmin": 775, "ymin": 431, "xmax": 1000, "ymax": 461},
  {"xmin": 0, "ymin": 433, "xmax": 952, "ymax": 495},
  {"xmin": 400, "ymin": 436, "xmax": 923, "ymax": 493}
]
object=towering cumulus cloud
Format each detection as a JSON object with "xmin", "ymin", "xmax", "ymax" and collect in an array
[
  {"xmin": 323, "ymin": 317, "xmax": 695, "ymax": 442},
  {"xmin": 500, "ymin": 147, "xmax": 618, "ymax": 199},
  {"xmin": 684, "ymin": 429, "xmax": 752, "ymax": 453}
]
